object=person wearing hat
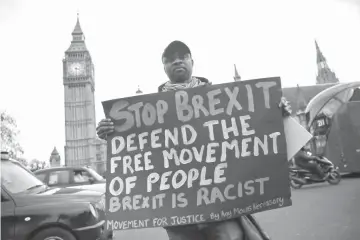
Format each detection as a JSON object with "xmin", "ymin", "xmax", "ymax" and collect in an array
[
  {"xmin": 97, "ymin": 40, "xmax": 291, "ymax": 137},
  {"xmin": 97, "ymin": 40, "xmax": 290, "ymax": 240},
  {"xmin": 97, "ymin": 40, "xmax": 215, "ymax": 138}
]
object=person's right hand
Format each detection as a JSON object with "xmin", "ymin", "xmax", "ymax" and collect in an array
[{"xmin": 96, "ymin": 118, "xmax": 115, "ymax": 140}]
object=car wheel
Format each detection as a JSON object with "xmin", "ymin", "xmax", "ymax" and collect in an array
[{"xmin": 31, "ymin": 227, "xmax": 76, "ymax": 240}]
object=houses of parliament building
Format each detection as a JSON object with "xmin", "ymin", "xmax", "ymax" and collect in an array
[{"xmin": 49, "ymin": 15, "xmax": 340, "ymax": 174}]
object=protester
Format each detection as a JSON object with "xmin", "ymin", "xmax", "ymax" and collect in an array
[{"xmin": 97, "ymin": 40, "xmax": 291, "ymax": 240}]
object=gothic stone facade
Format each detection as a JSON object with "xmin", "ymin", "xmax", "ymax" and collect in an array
[{"xmin": 62, "ymin": 16, "xmax": 106, "ymax": 174}]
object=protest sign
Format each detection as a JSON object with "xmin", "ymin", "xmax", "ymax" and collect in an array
[{"xmin": 102, "ymin": 77, "xmax": 292, "ymax": 231}]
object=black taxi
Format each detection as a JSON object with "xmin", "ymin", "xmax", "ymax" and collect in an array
[{"xmin": 1, "ymin": 151, "xmax": 113, "ymax": 240}]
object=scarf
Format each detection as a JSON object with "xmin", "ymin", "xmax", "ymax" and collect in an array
[{"xmin": 161, "ymin": 77, "xmax": 207, "ymax": 92}]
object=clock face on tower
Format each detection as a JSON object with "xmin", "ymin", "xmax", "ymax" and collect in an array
[{"xmin": 68, "ymin": 62, "xmax": 85, "ymax": 76}]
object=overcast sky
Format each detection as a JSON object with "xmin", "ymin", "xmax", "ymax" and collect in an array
[{"xmin": 1, "ymin": 0, "xmax": 359, "ymax": 163}]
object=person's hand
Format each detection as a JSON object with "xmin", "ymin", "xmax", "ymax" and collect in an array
[
  {"xmin": 96, "ymin": 118, "xmax": 115, "ymax": 140},
  {"xmin": 279, "ymin": 97, "xmax": 292, "ymax": 117}
]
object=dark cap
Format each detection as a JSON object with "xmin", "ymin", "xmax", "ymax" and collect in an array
[{"xmin": 162, "ymin": 40, "xmax": 191, "ymax": 60}]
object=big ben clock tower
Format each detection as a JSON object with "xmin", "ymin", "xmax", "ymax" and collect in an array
[{"xmin": 62, "ymin": 14, "xmax": 98, "ymax": 169}]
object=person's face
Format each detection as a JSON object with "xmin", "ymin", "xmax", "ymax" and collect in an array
[{"xmin": 163, "ymin": 52, "xmax": 193, "ymax": 83}]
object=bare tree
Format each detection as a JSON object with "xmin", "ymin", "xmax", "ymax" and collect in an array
[
  {"xmin": 1, "ymin": 111, "xmax": 24, "ymax": 158},
  {"xmin": 17, "ymin": 157, "xmax": 29, "ymax": 167},
  {"xmin": 29, "ymin": 159, "xmax": 48, "ymax": 171}
]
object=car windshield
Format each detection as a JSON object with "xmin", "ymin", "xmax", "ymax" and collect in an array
[
  {"xmin": 1, "ymin": 160, "xmax": 45, "ymax": 194},
  {"xmin": 87, "ymin": 168, "xmax": 104, "ymax": 181}
]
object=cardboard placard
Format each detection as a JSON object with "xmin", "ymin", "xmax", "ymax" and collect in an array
[{"xmin": 102, "ymin": 77, "xmax": 292, "ymax": 230}]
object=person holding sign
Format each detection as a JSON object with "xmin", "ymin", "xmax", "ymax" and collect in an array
[{"xmin": 97, "ymin": 41, "xmax": 291, "ymax": 240}]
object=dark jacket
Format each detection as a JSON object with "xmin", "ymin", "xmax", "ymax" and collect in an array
[{"xmin": 294, "ymin": 150, "xmax": 317, "ymax": 165}]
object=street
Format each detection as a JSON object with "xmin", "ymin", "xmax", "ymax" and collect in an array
[{"xmin": 114, "ymin": 175, "xmax": 360, "ymax": 240}]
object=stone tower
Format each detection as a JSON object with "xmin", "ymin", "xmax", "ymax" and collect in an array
[
  {"xmin": 234, "ymin": 64, "xmax": 241, "ymax": 81},
  {"xmin": 62, "ymin": 14, "xmax": 97, "ymax": 169},
  {"xmin": 315, "ymin": 40, "xmax": 339, "ymax": 85},
  {"xmin": 49, "ymin": 147, "xmax": 61, "ymax": 167}
]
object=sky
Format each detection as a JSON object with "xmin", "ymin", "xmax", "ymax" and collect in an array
[{"xmin": 1, "ymin": 0, "xmax": 359, "ymax": 163}]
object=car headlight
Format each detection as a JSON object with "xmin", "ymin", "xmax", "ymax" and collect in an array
[{"xmin": 89, "ymin": 203, "xmax": 99, "ymax": 219}]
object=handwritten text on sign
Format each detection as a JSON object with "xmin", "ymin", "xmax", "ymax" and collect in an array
[{"xmin": 102, "ymin": 77, "xmax": 292, "ymax": 230}]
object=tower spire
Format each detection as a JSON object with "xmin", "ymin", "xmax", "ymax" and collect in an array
[
  {"xmin": 315, "ymin": 40, "xmax": 339, "ymax": 85},
  {"xmin": 66, "ymin": 13, "xmax": 87, "ymax": 52},
  {"xmin": 234, "ymin": 64, "xmax": 241, "ymax": 81},
  {"xmin": 49, "ymin": 146, "xmax": 61, "ymax": 167},
  {"xmin": 72, "ymin": 13, "xmax": 83, "ymax": 36},
  {"xmin": 315, "ymin": 40, "xmax": 326, "ymax": 64}
]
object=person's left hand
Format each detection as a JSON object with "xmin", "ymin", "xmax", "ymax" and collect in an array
[{"xmin": 279, "ymin": 97, "xmax": 292, "ymax": 117}]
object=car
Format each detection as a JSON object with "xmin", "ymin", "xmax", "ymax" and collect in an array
[
  {"xmin": 34, "ymin": 166, "xmax": 106, "ymax": 193},
  {"xmin": 1, "ymin": 151, "xmax": 113, "ymax": 240}
]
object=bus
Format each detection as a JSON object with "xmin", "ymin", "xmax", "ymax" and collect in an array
[{"xmin": 306, "ymin": 83, "xmax": 360, "ymax": 173}]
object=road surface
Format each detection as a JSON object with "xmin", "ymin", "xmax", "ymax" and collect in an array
[{"xmin": 114, "ymin": 175, "xmax": 360, "ymax": 240}]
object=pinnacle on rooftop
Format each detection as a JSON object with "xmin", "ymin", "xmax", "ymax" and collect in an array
[
  {"xmin": 136, "ymin": 85, "xmax": 143, "ymax": 94},
  {"xmin": 315, "ymin": 40, "xmax": 326, "ymax": 63},
  {"xmin": 234, "ymin": 64, "xmax": 241, "ymax": 81},
  {"xmin": 72, "ymin": 13, "xmax": 83, "ymax": 35},
  {"xmin": 51, "ymin": 147, "xmax": 59, "ymax": 155}
]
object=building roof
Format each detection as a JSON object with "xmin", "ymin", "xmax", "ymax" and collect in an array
[
  {"xmin": 65, "ymin": 14, "xmax": 88, "ymax": 53},
  {"xmin": 282, "ymin": 83, "xmax": 337, "ymax": 114},
  {"xmin": 51, "ymin": 147, "xmax": 59, "ymax": 155},
  {"xmin": 315, "ymin": 40, "xmax": 326, "ymax": 63},
  {"xmin": 72, "ymin": 14, "xmax": 83, "ymax": 35}
]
